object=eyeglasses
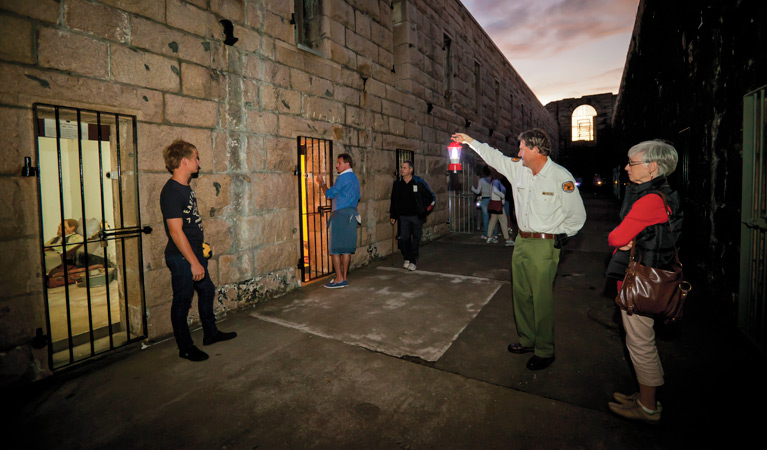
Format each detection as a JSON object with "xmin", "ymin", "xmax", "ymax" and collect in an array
[{"xmin": 627, "ymin": 160, "xmax": 647, "ymax": 167}]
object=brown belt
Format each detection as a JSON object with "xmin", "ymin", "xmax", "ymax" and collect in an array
[{"xmin": 518, "ymin": 231, "xmax": 557, "ymax": 240}]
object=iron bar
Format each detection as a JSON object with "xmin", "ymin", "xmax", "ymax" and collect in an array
[
  {"xmin": 133, "ymin": 114, "xmax": 148, "ymax": 341},
  {"xmin": 95, "ymin": 111, "xmax": 115, "ymax": 350},
  {"xmin": 115, "ymin": 114, "xmax": 132, "ymax": 344},
  {"xmin": 33, "ymin": 104, "xmax": 55, "ymax": 371},
  {"xmin": 76, "ymin": 109, "xmax": 97, "ymax": 356},
  {"xmin": 53, "ymin": 106, "xmax": 76, "ymax": 365}
]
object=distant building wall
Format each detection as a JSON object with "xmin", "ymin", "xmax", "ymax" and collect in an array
[
  {"xmin": 546, "ymin": 93, "xmax": 616, "ymax": 187},
  {"xmin": 0, "ymin": 0, "xmax": 555, "ymax": 385}
]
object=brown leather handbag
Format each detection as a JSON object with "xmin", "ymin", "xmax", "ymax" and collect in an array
[{"xmin": 615, "ymin": 192, "xmax": 691, "ymax": 323}]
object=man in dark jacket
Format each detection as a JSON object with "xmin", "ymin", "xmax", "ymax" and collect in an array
[{"xmin": 390, "ymin": 161, "xmax": 435, "ymax": 271}]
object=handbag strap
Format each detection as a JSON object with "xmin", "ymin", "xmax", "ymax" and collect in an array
[{"xmin": 628, "ymin": 190, "xmax": 680, "ymax": 265}]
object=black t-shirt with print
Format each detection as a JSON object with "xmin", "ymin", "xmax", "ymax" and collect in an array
[{"xmin": 160, "ymin": 179, "xmax": 204, "ymax": 256}]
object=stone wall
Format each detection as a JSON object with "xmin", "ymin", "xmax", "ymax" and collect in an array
[
  {"xmin": 0, "ymin": 0, "xmax": 555, "ymax": 385},
  {"xmin": 612, "ymin": 0, "xmax": 767, "ymax": 318}
]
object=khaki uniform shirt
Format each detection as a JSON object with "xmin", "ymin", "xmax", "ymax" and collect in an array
[{"xmin": 469, "ymin": 141, "xmax": 587, "ymax": 236}]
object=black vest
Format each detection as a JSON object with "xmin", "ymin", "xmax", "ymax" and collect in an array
[{"xmin": 605, "ymin": 176, "xmax": 683, "ymax": 279}]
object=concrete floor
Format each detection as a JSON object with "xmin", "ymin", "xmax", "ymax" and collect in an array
[{"xmin": 5, "ymin": 195, "xmax": 766, "ymax": 449}]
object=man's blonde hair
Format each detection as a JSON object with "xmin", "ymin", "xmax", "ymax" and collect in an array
[{"xmin": 163, "ymin": 140, "xmax": 197, "ymax": 174}]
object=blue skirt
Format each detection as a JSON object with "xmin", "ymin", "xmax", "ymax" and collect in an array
[{"xmin": 328, "ymin": 207, "xmax": 358, "ymax": 255}]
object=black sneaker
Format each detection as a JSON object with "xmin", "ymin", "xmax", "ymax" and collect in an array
[
  {"xmin": 179, "ymin": 345, "xmax": 209, "ymax": 361},
  {"xmin": 203, "ymin": 330, "xmax": 237, "ymax": 346}
]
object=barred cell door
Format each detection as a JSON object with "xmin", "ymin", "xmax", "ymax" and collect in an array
[
  {"xmin": 448, "ymin": 158, "xmax": 478, "ymax": 233},
  {"xmin": 297, "ymin": 136, "xmax": 333, "ymax": 282},
  {"xmin": 740, "ymin": 85, "xmax": 767, "ymax": 353},
  {"xmin": 33, "ymin": 104, "xmax": 149, "ymax": 370}
]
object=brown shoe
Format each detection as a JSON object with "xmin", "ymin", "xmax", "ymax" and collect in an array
[{"xmin": 608, "ymin": 399, "xmax": 661, "ymax": 424}]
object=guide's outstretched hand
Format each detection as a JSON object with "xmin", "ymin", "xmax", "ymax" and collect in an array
[{"xmin": 451, "ymin": 133, "xmax": 474, "ymax": 145}]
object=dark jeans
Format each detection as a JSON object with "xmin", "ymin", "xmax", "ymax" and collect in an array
[
  {"xmin": 399, "ymin": 215, "xmax": 423, "ymax": 263},
  {"xmin": 166, "ymin": 252, "xmax": 218, "ymax": 350}
]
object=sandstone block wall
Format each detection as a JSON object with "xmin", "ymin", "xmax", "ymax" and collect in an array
[{"xmin": 0, "ymin": 0, "xmax": 555, "ymax": 385}]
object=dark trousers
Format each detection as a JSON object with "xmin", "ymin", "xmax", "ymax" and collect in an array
[
  {"xmin": 166, "ymin": 251, "xmax": 218, "ymax": 350},
  {"xmin": 399, "ymin": 215, "xmax": 423, "ymax": 263}
]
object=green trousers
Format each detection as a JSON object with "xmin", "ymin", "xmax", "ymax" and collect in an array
[{"xmin": 511, "ymin": 236, "xmax": 560, "ymax": 358}]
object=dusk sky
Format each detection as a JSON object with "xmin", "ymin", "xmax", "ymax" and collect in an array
[{"xmin": 461, "ymin": 0, "xmax": 641, "ymax": 105}]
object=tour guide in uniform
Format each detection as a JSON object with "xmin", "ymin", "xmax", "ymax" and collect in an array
[{"xmin": 451, "ymin": 129, "xmax": 586, "ymax": 370}]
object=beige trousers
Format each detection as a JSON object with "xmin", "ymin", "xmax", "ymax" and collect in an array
[
  {"xmin": 486, "ymin": 213, "xmax": 509, "ymax": 240},
  {"xmin": 621, "ymin": 309, "xmax": 665, "ymax": 387}
]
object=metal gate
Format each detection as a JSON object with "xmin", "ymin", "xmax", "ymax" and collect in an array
[
  {"xmin": 448, "ymin": 159, "xmax": 478, "ymax": 233},
  {"xmin": 395, "ymin": 149, "xmax": 414, "ymax": 178},
  {"xmin": 33, "ymin": 104, "xmax": 149, "ymax": 369},
  {"xmin": 297, "ymin": 136, "xmax": 333, "ymax": 282},
  {"xmin": 740, "ymin": 85, "xmax": 767, "ymax": 353}
]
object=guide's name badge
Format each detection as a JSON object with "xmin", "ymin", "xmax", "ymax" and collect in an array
[{"xmin": 412, "ymin": 185, "xmax": 418, "ymax": 192}]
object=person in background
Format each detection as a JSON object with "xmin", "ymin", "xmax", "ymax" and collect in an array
[
  {"xmin": 500, "ymin": 174, "xmax": 514, "ymax": 230},
  {"xmin": 451, "ymin": 129, "xmax": 586, "ymax": 371},
  {"xmin": 605, "ymin": 140, "xmax": 682, "ymax": 424},
  {"xmin": 316, "ymin": 153, "xmax": 361, "ymax": 288},
  {"xmin": 472, "ymin": 165, "xmax": 494, "ymax": 239},
  {"xmin": 390, "ymin": 160, "xmax": 436, "ymax": 271},
  {"xmin": 44, "ymin": 218, "xmax": 84, "ymax": 266},
  {"xmin": 485, "ymin": 171, "xmax": 514, "ymax": 246}
]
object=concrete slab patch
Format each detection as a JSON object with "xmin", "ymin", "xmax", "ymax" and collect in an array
[{"xmin": 250, "ymin": 266, "xmax": 503, "ymax": 361}]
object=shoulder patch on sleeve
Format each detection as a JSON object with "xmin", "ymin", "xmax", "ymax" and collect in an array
[
  {"xmin": 562, "ymin": 181, "xmax": 575, "ymax": 193},
  {"xmin": 511, "ymin": 157, "xmax": 521, "ymax": 162}
]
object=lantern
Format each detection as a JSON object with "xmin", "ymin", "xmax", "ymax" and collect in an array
[{"xmin": 448, "ymin": 141, "xmax": 463, "ymax": 173}]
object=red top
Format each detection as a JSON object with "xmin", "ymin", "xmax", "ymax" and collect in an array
[{"xmin": 608, "ymin": 194, "xmax": 670, "ymax": 248}]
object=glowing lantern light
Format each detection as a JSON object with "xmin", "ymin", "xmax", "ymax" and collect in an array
[{"xmin": 448, "ymin": 141, "xmax": 463, "ymax": 173}]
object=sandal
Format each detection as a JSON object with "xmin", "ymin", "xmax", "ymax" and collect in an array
[{"xmin": 507, "ymin": 342, "xmax": 534, "ymax": 354}]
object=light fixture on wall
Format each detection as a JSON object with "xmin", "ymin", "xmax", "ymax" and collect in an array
[
  {"xmin": 21, "ymin": 157, "xmax": 38, "ymax": 177},
  {"xmin": 219, "ymin": 19, "xmax": 238, "ymax": 46}
]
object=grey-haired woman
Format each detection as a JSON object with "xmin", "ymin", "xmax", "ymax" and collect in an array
[{"xmin": 605, "ymin": 140, "xmax": 683, "ymax": 424}]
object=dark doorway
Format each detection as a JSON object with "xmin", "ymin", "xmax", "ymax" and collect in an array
[{"xmin": 739, "ymin": 85, "xmax": 767, "ymax": 353}]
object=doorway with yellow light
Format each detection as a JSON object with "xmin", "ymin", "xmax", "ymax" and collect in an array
[{"xmin": 296, "ymin": 136, "xmax": 334, "ymax": 282}]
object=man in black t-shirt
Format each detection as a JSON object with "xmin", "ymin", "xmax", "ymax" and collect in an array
[{"xmin": 160, "ymin": 140, "xmax": 236, "ymax": 362}]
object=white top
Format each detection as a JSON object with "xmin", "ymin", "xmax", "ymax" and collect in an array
[
  {"xmin": 469, "ymin": 141, "xmax": 587, "ymax": 236},
  {"xmin": 471, "ymin": 177, "xmax": 493, "ymax": 197}
]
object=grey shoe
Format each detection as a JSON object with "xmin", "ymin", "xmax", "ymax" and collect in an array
[
  {"xmin": 403, "ymin": 260, "xmax": 410, "ymax": 269},
  {"xmin": 505, "ymin": 239, "xmax": 515, "ymax": 246},
  {"xmin": 408, "ymin": 262, "xmax": 416, "ymax": 271},
  {"xmin": 487, "ymin": 237, "xmax": 498, "ymax": 244},
  {"xmin": 608, "ymin": 400, "xmax": 661, "ymax": 424}
]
